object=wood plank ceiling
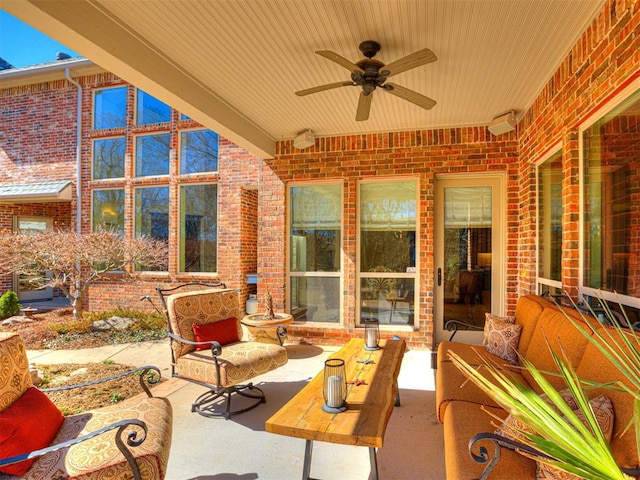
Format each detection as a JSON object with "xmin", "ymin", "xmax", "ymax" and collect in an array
[{"xmin": 3, "ymin": 0, "xmax": 605, "ymax": 158}]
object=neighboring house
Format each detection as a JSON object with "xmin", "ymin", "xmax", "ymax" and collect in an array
[
  {"xmin": 0, "ymin": 59, "xmax": 260, "ymax": 313},
  {"xmin": 1, "ymin": 0, "xmax": 639, "ymax": 350}
]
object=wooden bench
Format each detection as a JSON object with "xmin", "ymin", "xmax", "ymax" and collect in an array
[{"xmin": 266, "ymin": 338, "xmax": 405, "ymax": 479}]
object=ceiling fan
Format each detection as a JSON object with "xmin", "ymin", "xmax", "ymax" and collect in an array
[{"xmin": 295, "ymin": 40, "xmax": 437, "ymax": 121}]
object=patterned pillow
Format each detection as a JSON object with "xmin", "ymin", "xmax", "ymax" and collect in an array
[
  {"xmin": 496, "ymin": 390, "xmax": 579, "ymax": 449},
  {"xmin": 536, "ymin": 396, "xmax": 614, "ymax": 479},
  {"xmin": 484, "ymin": 317, "xmax": 522, "ymax": 364},
  {"xmin": 483, "ymin": 313, "xmax": 515, "ymax": 346}
]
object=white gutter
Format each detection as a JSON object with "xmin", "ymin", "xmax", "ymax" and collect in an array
[
  {"xmin": 64, "ymin": 68, "xmax": 83, "ymax": 234},
  {"xmin": 0, "ymin": 58, "xmax": 94, "ymax": 80}
]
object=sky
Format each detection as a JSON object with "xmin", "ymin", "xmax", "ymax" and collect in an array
[{"xmin": 0, "ymin": 11, "xmax": 79, "ymax": 68}]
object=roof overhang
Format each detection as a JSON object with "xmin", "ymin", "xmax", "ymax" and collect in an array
[
  {"xmin": 0, "ymin": 181, "xmax": 73, "ymax": 203},
  {"xmin": 0, "ymin": 58, "xmax": 103, "ymax": 88}
]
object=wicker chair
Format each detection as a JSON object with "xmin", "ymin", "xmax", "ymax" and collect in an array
[{"xmin": 157, "ymin": 283, "xmax": 288, "ymax": 419}]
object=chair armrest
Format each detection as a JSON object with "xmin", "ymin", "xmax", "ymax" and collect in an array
[
  {"xmin": 469, "ymin": 432, "xmax": 640, "ymax": 479},
  {"xmin": 168, "ymin": 332, "xmax": 223, "ymax": 356},
  {"xmin": 0, "ymin": 419, "xmax": 148, "ymax": 480},
  {"xmin": 41, "ymin": 366, "xmax": 162, "ymax": 398},
  {"xmin": 444, "ymin": 318, "xmax": 484, "ymax": 341}
]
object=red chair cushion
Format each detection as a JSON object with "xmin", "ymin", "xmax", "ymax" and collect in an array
[
  {"xmin": 0, "ymin": 386, "xmax": 64, "ymax": 475},
  {"xmin": 192, "ymin": 317, "xmax": 240, "ymax": 350}
]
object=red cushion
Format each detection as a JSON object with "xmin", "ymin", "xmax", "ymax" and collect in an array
[
  {"xmin": 0, "ymin": 386, "xmax": 64, "ymax": 475},
  {"xmin": 192, "ymin": 317, "xmax": 240, "ymax": 350}
]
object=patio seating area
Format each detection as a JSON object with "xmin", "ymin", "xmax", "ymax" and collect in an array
[{"xmin": 26, "ymin": 337, "xmax": 442, "ymax": 479}]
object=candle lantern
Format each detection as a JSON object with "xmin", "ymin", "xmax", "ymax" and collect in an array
[
  {"xmin": 363, "ymin": 318, "xmax": 380, "ymax": 350},
  {"xmin": 322, "ymin": 358, "xmax": 348, "ymax": 413}
]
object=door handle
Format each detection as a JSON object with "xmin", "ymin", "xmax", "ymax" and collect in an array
[{"xmin": 437, "ymin": 268, "xmax": 442, "ymax": 286}]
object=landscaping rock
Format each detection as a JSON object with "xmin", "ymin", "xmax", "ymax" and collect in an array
[
  {"xmin": 91, "ymin": 316, "xmax": 136, "ymax": 332},
  {"xmin": 1, "ymin": 316, "xmax": 33, "ymax": 326}
]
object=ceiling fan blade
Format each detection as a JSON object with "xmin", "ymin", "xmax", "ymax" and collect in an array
[
  {"xmin": 316, "ymin": 50, "xmax": 365, "ymax": 74},
  {"xmin": 295, "ymin": 81, "xmax": 354, "ymax": 96},
  {"xmin": 356, "ymin": 91, "xmax": 373, "ymax": 121},
  {"xmin": 384, "ymin": 83, "xmax": 436, "ymax": 110},
  {"xmin": 383, "ymin": 48, "xmax": 437, "ymax": 77}
]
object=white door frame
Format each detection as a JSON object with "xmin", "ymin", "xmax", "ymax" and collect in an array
[{"xmin": 434, "ymin": 173, "xmax": 506, "ymax": 345}]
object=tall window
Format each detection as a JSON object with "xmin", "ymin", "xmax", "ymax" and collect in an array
[
  {"xmin": 136, "ymin": 90, "xmax": 171, "ymax": 125},
  {"xmin": 135, "ymin": 186, "xmax": 169, "ymax": 271},
  {"xmin": 537, "ymin": 149, "xmax": 563, "ymax": 296},
  {"xmin": 93, "ymin": 137, "xmax": 125, "ymax": 179},
  {"xmin": 135, "ymin": 133, "xmax": 171, "ymax": 177},
  {"xmin": 289, "ymin": 184, "xmax": 341, "ymax": 323},
  {"xmin": 180, "ymin": 129, "xmax": 218, "ymax": 174},
  {"xmin": 581, "ymin": 83, "xmax": 640, "ymax": 318},
  {"xmin": 92, "ymin": 189, "xmax": 124, "ymax": 234},
  {"xmin": 180, "ymin": 184, "xmax": 217, "ymax": 272},
  {"xmin": 93, "ymin": 86, "xmax": 127, "ymax": 130},
  {"xmin": 359, "ymin": 180, "xmax": 417, "ymax": 325}
]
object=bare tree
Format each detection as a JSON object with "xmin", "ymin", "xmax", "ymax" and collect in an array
[{"xmin": 0, "ymin": 229, "xmax": 168, "ymax": 320}]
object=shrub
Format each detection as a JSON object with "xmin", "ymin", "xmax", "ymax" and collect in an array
[{"xmin": 0, "ymin": 291, "xmax": 22, "ymax": 319}]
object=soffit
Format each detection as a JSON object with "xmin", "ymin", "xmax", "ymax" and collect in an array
[{"xmin": 2, "ymin": 0, "xmax": 605, "ymax": 158}]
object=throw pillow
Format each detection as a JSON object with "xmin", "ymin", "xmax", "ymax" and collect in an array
[
  {"xmin": 535, "ymin": 395, "xmax": 614, "ymax": 479},
  {"xmin": 192, "ymin": 317, "xmax": 240, "ymax": 350},
  {"xmin": 496, "ymin": 390, "xmax": 580, "ymax": 449},
  {"xmin": 485, "ymin": 318, "xmax": 522, "ymax": 364},
  {"xmin": 483, "ymin": 313, "xmax": 516, "ymax": 346},
  {"xmin": 0, "ymin": 386, "xmax": 64, "ymax": 475}
]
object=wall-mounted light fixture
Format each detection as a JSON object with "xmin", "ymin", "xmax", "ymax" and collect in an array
[
  {"xmin": 293, "ymin": 129, "xmax": 315, "ymax": 149},
  {"xmin": 488, "ymin": 111, "xmax": 516, "ymax": 136}
]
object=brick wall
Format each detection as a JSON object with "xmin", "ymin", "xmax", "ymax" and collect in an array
[
  {"xmin": 518, "ymin": 0, "xmax": 640, "ymax": 300},
  {"xmin": 264, "ymin": 130, "xmax": 519, "ymax": 348}
]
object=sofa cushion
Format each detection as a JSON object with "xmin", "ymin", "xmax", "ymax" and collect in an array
[
  {"xmin": 575, "ymin": 334, "xmax": 639, "ymax": 469},
  {"xmin": 485, "ymin": 318, "xmax": 522, "ymax": 365},
  {"xmin": 522, "ymin": 308, "xmax": 591, "ymax": 393},
  {"xmin": 192, "ymin": 317, "xmax": 240, "ymax": 350},
  {"xmin": 0, "ymin": 332, "xmax": 33, "ymax": 413},
  {"xmin": 23, "ymin": 396, "xmax": 173, "ymax": 479},
  {"xmin": 535, "ymin": 395, "xmax": 614, "ymax": 480},
  {"xmin": 443, "ymin": 401, "xmax": 537, "ymax": 479},
  {"xmin": 514, "ymin": 295, "xmax": 551, "ymax": 357},
  {"xmin": 0, "ymin": 386, "xmax": 64, "ymax": 475}
]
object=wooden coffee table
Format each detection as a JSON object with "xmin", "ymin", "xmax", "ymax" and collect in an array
[{"xmin": 266, "ymin": 337, "xmax": 405, "ymax": 479}]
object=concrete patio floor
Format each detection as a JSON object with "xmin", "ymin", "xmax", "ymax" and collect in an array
[{"xmin": 27, "ymin": 339, "xmax": 445, "ymax": 479}]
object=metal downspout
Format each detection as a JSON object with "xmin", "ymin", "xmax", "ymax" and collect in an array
[
  {"xmin": 64, "ymin": 68, "xmax": 82, "ymax": 234},
  {"xmin": 64, "ymin": 68, "xmax": 83, "ymax": 318}
]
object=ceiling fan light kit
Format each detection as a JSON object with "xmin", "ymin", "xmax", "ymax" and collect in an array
[
  {"xmin": 488, "ymin": 110, "xmax": 517, "ymax": 135},
  {"xmin": 293, "ymin": 129, "xmax": 315, "ymax": 149},
  {"xmin": 296, "ymin": 40, "xmax": 437, "ymax": 121}
]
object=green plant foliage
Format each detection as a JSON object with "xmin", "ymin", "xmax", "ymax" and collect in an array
[{"xmin": 0, "ymin": 290, "xmax": 22, "ymax": 319}]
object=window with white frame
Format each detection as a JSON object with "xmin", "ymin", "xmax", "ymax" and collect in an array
[
  {"xmin": 288, "ymin": 184, "xmax": 342, "ymax": 323},
  {"xmin": 93, "ymin": 86, "xmax": 127, "ymax": 130},
  {"xmin": 180, "ymin": 129, "xmax": 218, "ymax": 174},
  {"xmin": 134, "ymin": 186, "xmax": 169, "ymax": 271},
  {"xmin": 359, "ymin": 180, "xmax": 417, "ymax": 325},
  {"xmin": 580, "ymin": 82, "xmax": 640, "ymax": 323},
  {"xmin": 135, "ymin": 133, "xmax": 171, "ymax": 177},
  {"xmin": 92, "ymin": 189, "xmax": 124, "ymax": 234},
  {"xmin": 179, "ymin": 184, "xmax": 218, "ymax": 272},
  {"xmin": 536, "ymin": 149, "xmax": 563, "ymax": 297},
  {"xmin": 93, "ymin": 137, "xmax": 125, "ymax": 180},
  {"xmin": 136, "ymin": 89, "xmax": 171, "ymax": 126}
]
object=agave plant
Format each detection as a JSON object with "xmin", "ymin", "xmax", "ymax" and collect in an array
[{"xmin": 449, "ymin": 296, "xmax": 640, "ymax": 480}]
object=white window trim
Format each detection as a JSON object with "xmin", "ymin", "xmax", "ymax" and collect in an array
[{"xmin": 578, "ymin": 75, "xmax": 640, "ymax": 310}]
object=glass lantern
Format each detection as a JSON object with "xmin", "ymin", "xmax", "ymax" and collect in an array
[
  {"xmin": 363, "ymin": 318, "xmax": 380, "ymax": 350},
  {"xmin": 322, "ymin": 358, "xmax": 348, "ymax": 413}
]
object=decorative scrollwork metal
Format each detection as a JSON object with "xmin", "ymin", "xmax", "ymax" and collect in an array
[
  {"xmin": 41, "ymin": 366, "xmax": 162, "ymax": 398},
  {"xmin": 444, "ymin": 318, "xmax": 484, "ymax": 341},
  {"xmin": 0, "ymin": 419, "xmax": 148, "ymax": 480}
]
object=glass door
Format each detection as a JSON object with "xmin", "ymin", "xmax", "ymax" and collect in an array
[
  {"xmin": 434, "ymin": 175, "xmax": 505, "ymax": 345},
  {"xmin": 14, "ymin": 216, "xmax": 54, "ymax": 301}
]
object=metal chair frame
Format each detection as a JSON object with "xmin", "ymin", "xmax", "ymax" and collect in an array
[{"xmin": 156, "ymin": 282, "xmax": 278, "ymax": 419}]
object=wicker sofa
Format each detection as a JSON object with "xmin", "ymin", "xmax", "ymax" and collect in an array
[
  {"xmin": 435, "ymin": 294, "xmax": 640, "ymax": 479},
  {"xmin": 0, "ymin": 332, "xmax": 172, "ymax": 479}
]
